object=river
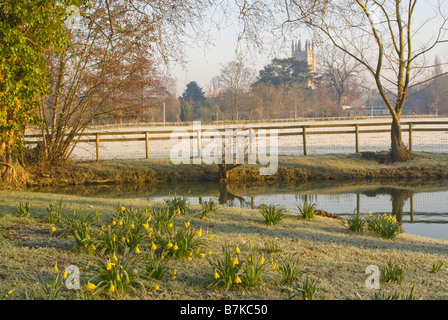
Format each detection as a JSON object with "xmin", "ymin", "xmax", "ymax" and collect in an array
[{"xmin": 34, "ymin": 179, "xmax": 448, "ymax": 241}]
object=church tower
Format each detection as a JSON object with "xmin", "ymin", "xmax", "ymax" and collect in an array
[{"xmin": 291, "ymin": 39, "xmax": 316, "ymax": 73}]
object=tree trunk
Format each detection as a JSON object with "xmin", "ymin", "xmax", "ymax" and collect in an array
[
  {"xmin": 0, "ymin": 150, "xmax": 17, "ymax": 186},
  {"xmin": 391, "ymin": 117, "xmax": 413, "ymax": 162}
]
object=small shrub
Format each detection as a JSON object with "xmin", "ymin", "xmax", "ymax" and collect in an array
[
  {"xmin": 150, "ymin": 206, "xmax": 178, "ymax": 234},
  {"xmin": 144, "ymin": 249, "xmax": 170, "ymax": 280},
  {"xmin": 346, "ymin": 213, "xmax": 366, "ymax": 233},
  {"xmin": 264, "ymin": 239, "xmax": 281, "ymax": 253},
  {"xmin": 63, "ymin": 211, "xmax": 96, "ymax": 252},
  {"xmin": 17, "ymin": 201, "xmax": 32, "ymax": 218},
  {"xmin": 89, "ymin": 250, "xmax": 144, "ymax": 297},
  {"xmin": 259, "ymin": 204, "xmax": 287, "ymax": 225},
  {"xmin": 210, "ymin": 244, "xmax": 244, "ymax": 290},
  {"xmin": 430, "ymin": 261, "xmax": 444, "ymax": 274},
  {"xmin": 95, "ymin": 225, "xmax": 120, "ymax": 256},
  {"xmin": 199, "ymin": 199, "xmax": 218, "ymax": 219},
  {"xmin": 293, "ymin": 277, "xmax": 319, "ymax": 300},
  {"xmin": 278, "ymin": 255, "xmax": 301, "ymax": 284},
  {"xmin": 296, "ymin": 202, "xmax": 317, "ymax": 220},
  {"xmin": 153, "ymin": 224, "xmax": 207, "ymax": 259},
  {"xmin": 165, "ymin": 195, "xmax": 190, "ymax": 215},
  {"xmin": 241, "ymin": 251, "xmax": 266, "ymax": 289},
  {"xmin": 20, "ymin": 264, "xmax": 67, "ymax": 300},
  {"xmin": 47, "ymin": 200, "xmax": 66, "ymax": 224},
  {"xmin": 357, "ymin": 284, "xmax": 421, "ymax": 300},
  {"xmin": 366, "ymin": 213, "xmax": 405, "ymax": 239},
  {"xmin": 381, "ymin": 259, "xmax": 408, "ymax": 284}
]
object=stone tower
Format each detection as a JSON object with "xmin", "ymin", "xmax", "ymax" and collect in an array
[{"xmin": 291, "ymin": 39, "xmax": 315, "ymax": 73}]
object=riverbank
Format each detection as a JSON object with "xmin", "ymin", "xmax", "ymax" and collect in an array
[
  {"xmin": 0, "ymin": 190, "xmax": 447, "ymax": 300},
  {"xmin": 25, "ymin": 152, "xmax": 448, "ymax": 187}
]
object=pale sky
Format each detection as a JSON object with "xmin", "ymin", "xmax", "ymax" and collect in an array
[{"xmin": 170, "ymin": 1, "xmax": 448, "ymax": 96}]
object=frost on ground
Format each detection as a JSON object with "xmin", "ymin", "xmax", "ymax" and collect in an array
[{"xmin": 33, "ymin": 118, "xmax": 448, "ymax": 161}]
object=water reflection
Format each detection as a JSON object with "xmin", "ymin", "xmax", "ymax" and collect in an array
[{"xmin": 32, "ymin": 179, "xmax": 448, "ymax": 240}]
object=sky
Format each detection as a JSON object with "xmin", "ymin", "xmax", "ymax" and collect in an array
[{"xmin": 169, "ymin": 0, "xmax": 448, "ymax": 96}]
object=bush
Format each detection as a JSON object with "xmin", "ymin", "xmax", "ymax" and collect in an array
[
  {"xmin": 278, "ymin": 255, "xmax": 301, "ymax": 284},
  {"xmin": 210, "ymin": 244, "xmax": 244, "ymax": 290},
  {"xmin": 366, "ymin": 213, "xmax": 405, "ymax": 239},
  {"xmin": 17, "ymin": 201, "xmax": 32, "ymax": 218},
  {"xmin": 259, "ymin": 204, "xmax": 287, "ymax": 225},
  {"xmin": 241, "ymin": 251, "xmax": 266, "ymax": 289},
  {"xmin": 165, "ymin": 195, "xmax": 190, "ymax": 215},
  {"xmin": 346, "ymin": 213, "xmax": 366, "ymax": 233},
  {"xmin": 199, "ymin": 199, "xmax": 218, "ymax": 219},
  {"xmin": 296, "ymin": 202, "xmax": 317, "ymax": 220},
  {"xmin": 381, "ymin": 259, "xmax": 408, "ymax": 284},
  {"xmin": 47, "ymin": 200, "xmax": 67, "ymax": 224}
]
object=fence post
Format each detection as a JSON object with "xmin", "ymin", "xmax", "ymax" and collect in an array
[
  {"xmin": 197, "ymin": 129, "xmax": 202, "ymax": 158},
  {"xmin": 409, "ymin": 123, "xmax": 413, "ymax": 152},
  {"xmin": 145, "ymin": 132, "xmax": 149, "ymax": 159},
  {"xmin": 302, "ymin": 126, "xmax": 307, "ymax": 156},
  {"xmin": 96, "ymin": 133, "xmax": 100, "ymax": 162},
  {"xmin": 355, "ymin": 124, "xmax": 360, "ymax": 153}
]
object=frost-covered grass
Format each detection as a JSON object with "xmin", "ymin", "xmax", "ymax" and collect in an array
[{"xmin": 1, "ymin": 190, "xmax": 447, "ymax": 300}]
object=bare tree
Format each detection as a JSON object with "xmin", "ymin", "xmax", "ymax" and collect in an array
[
  {"xmin": 217, "ymin": 60, "xmax": 257, "ymax": 120},
  {"xmin": 36, "ymin": 0, "xmax": 213, "ymax": 164},
  {"xmin": 235, "ymin": 0, "xmax": 448, "ymax": 162},
  {"xmin": 318, "ymin": 47, "xmax": 362, "ymax": 107}
]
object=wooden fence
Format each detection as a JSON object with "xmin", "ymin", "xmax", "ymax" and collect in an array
[{"xmin": 24, "ymin": 120, "xmax": 448, "ymax": 161}]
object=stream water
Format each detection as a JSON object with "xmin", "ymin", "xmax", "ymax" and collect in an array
[{"xmin": 34, "ymin": 179, "xmax": 448, "ymax": 241}]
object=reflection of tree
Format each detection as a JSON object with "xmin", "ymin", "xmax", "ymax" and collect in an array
[
  {"xmin": 218, "ymin": 183, "xmax": 249, "ymax": 207},
  {"xmin": 390, "ymin": 189, "xmax": 413, "ymax": 223},
  {"xmin": 362, "ymin": 187, "xmax": 413, "ymax": 223}
]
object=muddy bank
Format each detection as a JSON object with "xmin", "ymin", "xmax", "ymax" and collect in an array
[{"xmin": 26, "ymin": 152, "xmax": 448, "ymax": 187}]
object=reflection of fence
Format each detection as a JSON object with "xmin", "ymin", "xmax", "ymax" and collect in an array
[{"xmin": 24, "ymin": 120, "xmax": 448, "ymax": 161}]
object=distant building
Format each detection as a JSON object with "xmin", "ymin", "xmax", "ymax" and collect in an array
[
  {"xmin": 292, "ymin": 39, "xmax": 316, "ymax": 88},
  {"xmin": 208, "ymin": 82, "xmax": 221, "ymax": 98},
  {"xmin": 292, "ymin": 39, "xmax": 316, "ymax": 74}
]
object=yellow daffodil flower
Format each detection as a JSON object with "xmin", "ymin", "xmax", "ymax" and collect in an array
[
  {"xmin": 51, "ymin": 227, "xmax": 56, "ymax": 233},
  {"xmin": 143, "ymin": 223, "xmax": 149, "ymax": 229},
  {"xmin": 87, "ymin": 283, "xmax": 96, "ymax": 292},
  {"xmin": 7, "ymin": 289, "xmax": 15, "ymax": 295},
  {"xmin": 214, "ymin": 272, "xmax": 220, "ymax": 279},
  {"xmin": 106, "ymin": 262, "xmax": 115, "ymax": 270},
  {"xmin": 234, "ymin": 276, "xmax": 242, "ymax": 284},
  {"xmin": 154, "ymin": 285, "xmax": 160, "ymax": 290},
  {"xmin": 173, "ymin": 244, "xmax": 179, "ymax": 251},
  {"xmin": 151, "ymin": 243, "xmax": 157, "ymax": 250},
  {"xmin": 54, "ymin": 264, "xmax": 59, "ymax": 274},
  {"xmin": 130, "ymin": 224, "xmax": 135, "ymax": 229},
  {"xmin": 259, "ymin": 256, "xmax": 265, "ymax": 265},
  {"xmin": 167, "ymin": 242, "xmax": 173, "ymax": 249},
  {"xmin": 109, "ymin": 284, "xmax": 115, "ymax": 293},
  {"xmin": 135, "ymin": 246, "xmax": 142, "ymax": 254},
  {"xmin": 235, "ymin": 247, "xmax": 241, "ymax": 254}
]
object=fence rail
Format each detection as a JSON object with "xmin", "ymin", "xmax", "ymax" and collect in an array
[{"xmin": 24, "ymin": 119, "xmax": 448, "ymax": 161}]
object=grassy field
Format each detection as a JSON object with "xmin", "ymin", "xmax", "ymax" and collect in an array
[
  {"xmin": 22, "ymin": 152, "xmax": 448, "ymax": 188},
  {"xmin": 1, "ymin": 190, "xmax": 447, "ymax": 300}
]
